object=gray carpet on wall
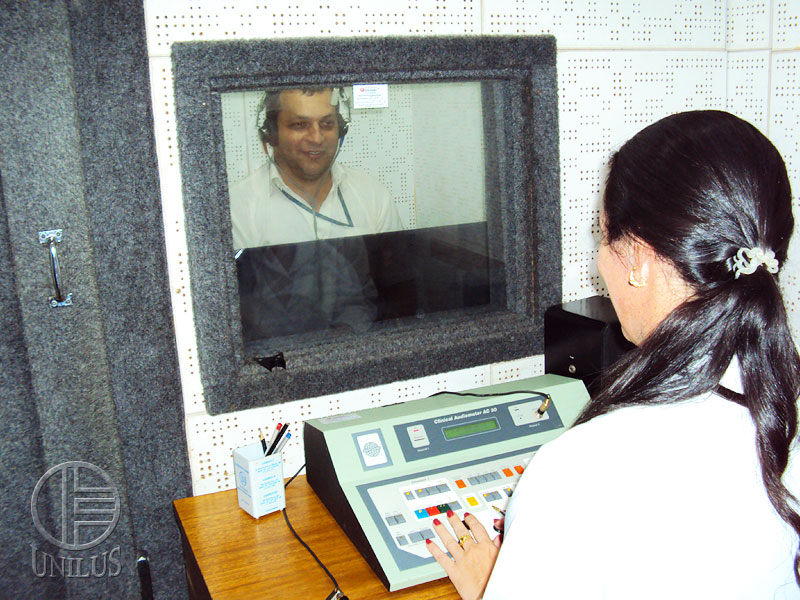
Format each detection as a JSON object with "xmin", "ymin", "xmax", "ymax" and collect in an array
[
  {"xmin": 66, "ymin": 1, "xmax": 193, "ymax": 596},
  {"xmin": 0, "ymin": 175, "xmax": 66, "ymax": 600},
  {"xmin": 0, "ymin": 1, "xmax": 192, "ymax": 598}
]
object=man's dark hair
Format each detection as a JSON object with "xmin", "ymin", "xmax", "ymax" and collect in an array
[{"xmin": 576, "ymin": 110, "xmax": 800, "ymax": 585}]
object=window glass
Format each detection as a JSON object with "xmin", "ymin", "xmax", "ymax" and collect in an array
[{"xmin": 222, "ymin": 82, "xmax": 504, "ymax": 351}]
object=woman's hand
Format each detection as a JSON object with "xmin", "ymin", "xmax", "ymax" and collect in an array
[{"xmin": 426, "ymin": 510, "xmax": 501, "ymax": 600}]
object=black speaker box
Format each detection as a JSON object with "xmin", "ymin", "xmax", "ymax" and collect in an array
[{"xmin": 544, "ymin": 295, "xmax": 634, "ymax": 395}]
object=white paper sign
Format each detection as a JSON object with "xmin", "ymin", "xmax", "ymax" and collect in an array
[{"xmin": 352, "ymin": 83, "xmax": 389, "ymax": 109}]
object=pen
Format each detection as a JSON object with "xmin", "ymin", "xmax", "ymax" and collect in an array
[
  {"xmin": 259, "ymin": 428, "xmax": 267, "ymax": 455},
  {"xmin": 266, "ymin": 422, "xmax": 282, "ymax": 453},
  {"xmin": 492, "ymin": 505, "xmax": 506, "ymax": 516},
  {"xmin": 267, "ymin": 422, "xmax": 289, "ymax": 455},
  {"xmin": 273, "ymin": 432, "xmax": 292, "ymax": 455}
]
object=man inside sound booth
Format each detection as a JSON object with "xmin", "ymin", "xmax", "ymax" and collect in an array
[{"xmin": 229, "ymin": 87, "xmax": 403, "ymax": 342}]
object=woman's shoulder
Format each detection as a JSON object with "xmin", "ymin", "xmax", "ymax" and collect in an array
[{"xmin": 533, "ymin": 393, "xmax": 754, "ymax": 475}]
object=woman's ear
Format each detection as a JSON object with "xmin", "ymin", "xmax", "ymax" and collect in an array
[{"xmin": 626, "ymin": 237, "xmax": 656, "ymax": 286}]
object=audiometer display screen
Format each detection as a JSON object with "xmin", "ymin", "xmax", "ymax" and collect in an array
[
  {"xmin": 443, "ymin": 418, "xmax": 499, "ymax": 440},
  {"xmin": 394, "ymin": 395, "xmax": 564, "ymax": 463}
]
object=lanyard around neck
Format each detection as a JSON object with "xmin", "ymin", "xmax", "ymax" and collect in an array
[{"xmin": 279, "ymin": 186, "xmax": 354, "ymax": 229}]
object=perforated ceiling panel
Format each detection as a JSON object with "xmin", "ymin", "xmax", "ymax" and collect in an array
[{"xmin": 143, "ymin": 0, "xmax": 800, "ymax": 495}]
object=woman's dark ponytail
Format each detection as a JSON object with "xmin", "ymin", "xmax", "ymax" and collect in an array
[{"xmin": 576, "ymin": 110, "xmax": 800, "ymax": 584}]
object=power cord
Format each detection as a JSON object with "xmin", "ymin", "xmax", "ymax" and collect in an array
[{"xmin": 283, "ymin": 463, "xmax": 349, "ymax": 600}]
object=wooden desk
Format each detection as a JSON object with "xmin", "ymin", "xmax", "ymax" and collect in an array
[{"xmin": 173, "ymin": 476, "xmax": 459, "ymax": 599}]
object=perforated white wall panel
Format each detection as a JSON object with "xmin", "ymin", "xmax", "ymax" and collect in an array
[
  {"xmin": 727, "ymin": 0, "xmax": 771, "ymax": 49},
  {"xmin": 774, "ymin": 0, "xmax": 800, "ymax": 50},
  {"xmin": 558, "ymin": 50, "xmax": 727, "ymax": 302},
  {"xmin": 770, "ymin": 50, "xmax": 800, "ymax": 335},
  {"xmin": 143, "ymin": 0, "xmax": 800, "ymax": 495},
  {"xmin": 483, "ymin": 0, "xmax": 725, "ymax": 47},
  {"xmin": 726, "ymin": 50, "xmax": 771, "ymax": 131}
]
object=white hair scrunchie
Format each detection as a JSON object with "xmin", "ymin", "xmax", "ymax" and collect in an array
[{"xmin": 731, "ymin": 247, "xmax": 780, "ymax": 279}]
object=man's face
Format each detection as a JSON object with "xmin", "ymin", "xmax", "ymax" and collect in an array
[{"xmin": 268, "ymin": 89, "xmax": 340, "ymax": 186}]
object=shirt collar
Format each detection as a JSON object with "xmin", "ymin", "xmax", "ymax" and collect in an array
[{"xmin": 268, "ymin": 160, "xmax": 345, "ymax": 192}]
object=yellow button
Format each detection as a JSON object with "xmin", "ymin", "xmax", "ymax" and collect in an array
[{"xmin": 466, "ymin": 496, "xmax": 479, "ymax": 507}]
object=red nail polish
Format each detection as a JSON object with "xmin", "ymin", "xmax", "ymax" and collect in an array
[
  {"xmin": 425, "ymin": 538, "xmax": 432, "ymax": 544},
  {"xmin": 433, "ymin": 518, "xmax": 441, "ymax": 526},
  {"xmin": 446, "ymin": 509, "xmax": 454, "ymax": 518},
  {"xmin": 464, "ymin": 512, "xmax": 471, "ymax": 517}
]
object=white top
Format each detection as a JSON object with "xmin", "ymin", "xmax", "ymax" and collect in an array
[
  {"xmin": 229, "ymin": 162, "xmax": 403, "ymax": 248},
  {"xmin": 484, "ymin": 361, "xmax": 800, "ymax": 599}
]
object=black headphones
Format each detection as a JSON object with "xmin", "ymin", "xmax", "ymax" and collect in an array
[{"xmin": 257, "ymin": 87, "xmax": 350, "ymax": 147}]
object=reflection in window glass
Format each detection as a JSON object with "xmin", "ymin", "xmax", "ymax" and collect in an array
[{"xmin": 222, "ymin": 82, "xmax": 503, "ymax": 348}]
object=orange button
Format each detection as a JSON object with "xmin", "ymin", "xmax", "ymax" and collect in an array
[
  {"xmin": 426, "ymin": 506, "xmax": 440, "ymax": 516},
  {"xmin": 455, "ymin": 479, "xmax": 467, "ymax": 489},
  {"xmin": 502, "ymin": 468, "xmax": 514, "ymax": 477},
  {"xmin": 514, "ymin": 465, "xmax": 524, "ymax": 474}
]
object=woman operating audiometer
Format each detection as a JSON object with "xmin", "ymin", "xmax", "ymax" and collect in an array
[{"xmin": 426, "ymin": 110, "xmax": 800, "ymax": 599}]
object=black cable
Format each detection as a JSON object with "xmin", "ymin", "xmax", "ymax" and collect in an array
[
  {"xmin": 285, "ymin": 462, "xmax": 305, "ymax": 489},
  {"xmin": 427, "ymin": 389, "xmax": 549, "ymax": 399},
  {"xmin": 283, "ymin": 463, "xmax": 348, "ymax": 600}
]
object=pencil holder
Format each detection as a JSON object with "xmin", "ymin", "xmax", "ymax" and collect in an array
[{"xmin": 232, "ymin": 442, "xmax": 286, "ymax": 518}]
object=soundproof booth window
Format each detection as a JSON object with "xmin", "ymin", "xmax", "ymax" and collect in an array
[
  {"xmin": 223, "ymin": 82, "xmax": 499, "ymax": 349},
  {"xmin": 172, "ymin": 37, "xmax": 561, "ymax": 413}
]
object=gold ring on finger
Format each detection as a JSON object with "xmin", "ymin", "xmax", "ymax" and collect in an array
[{"xmin": 457, "ymin": 534, "xmax": 472, "ymax": 548}]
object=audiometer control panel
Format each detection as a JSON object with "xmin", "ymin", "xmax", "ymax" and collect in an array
[
  {"xmin": 304, "ymin": 374, "xmax": 590, "ymax": 591},
  {"xmin": 358, "ymin": 447, "xmax": 536, "ymax": 569}
]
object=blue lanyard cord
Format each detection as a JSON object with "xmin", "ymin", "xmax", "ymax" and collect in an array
[{"xmin": 279, "ymin": 187, "xmax": 354, "ymax": 228}]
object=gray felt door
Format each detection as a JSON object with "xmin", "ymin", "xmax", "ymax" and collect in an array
[{"xmin": 0, "ymin": 1, "xmax": 191, "ymax": 599}]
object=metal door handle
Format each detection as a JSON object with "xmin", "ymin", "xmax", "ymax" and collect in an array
[{"xmin": 38, "ymin": 229, "xmax": 73, "ymax": 308}]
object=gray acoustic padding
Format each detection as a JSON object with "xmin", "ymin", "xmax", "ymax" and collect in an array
[
  {"xmin": 173, "ymin": 36, "xmax": 562, "ymax": 414},
  {"xmin": 65, "ymin": 1, "xmax": 193, "ymax": 598},
  {"xmin": 0, "ymin": 1, "xmax": 191, "ymax": 598},
  {"xmin": 0, "ymin": 176, "xmax": 66, "ymax": 600}
]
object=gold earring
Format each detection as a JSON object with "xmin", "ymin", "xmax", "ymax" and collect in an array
[{"xmin": 628, "ymin": 266, "xmax": 646, "ymax": 288}]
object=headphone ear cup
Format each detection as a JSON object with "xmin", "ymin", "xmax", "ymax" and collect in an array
[
  {"xmin": 337, "ymin": 113, "xmax": 349, "ymax": 139},
  {"xmin": 262, "ymin": 117, "xmax": 278, "ymax": 147}
]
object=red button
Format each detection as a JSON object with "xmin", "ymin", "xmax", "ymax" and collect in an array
[
  {"xmin": 502, "ymin": 468, "xmax": 514, "ymax": 477},
  {"xmin": 426, "ymin": 506, "xmax": 440, "ymax": 516},
  {"xmin": 455, "ymin": 479, "xmax": 466, "ymax": 489},
  {"xmin": 514, "ymin": 465, "xmax": 524, "ymax": 474}
]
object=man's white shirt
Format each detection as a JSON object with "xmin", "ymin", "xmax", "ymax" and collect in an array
[{"xmin": 229, "ymin": 162, "xmax": 402, "ymax": 248}]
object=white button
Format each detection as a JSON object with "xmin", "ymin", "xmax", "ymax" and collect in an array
[{"xmin": 407, "ymin": 424, "xmax": 430, "ymax": 448}]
